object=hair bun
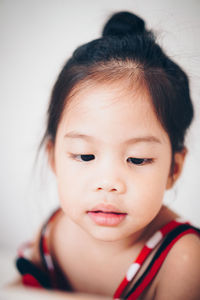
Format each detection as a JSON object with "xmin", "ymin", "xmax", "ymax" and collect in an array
[{"xmin": 102, "ymin": 11, "xmax": 146, "ymax": 37}]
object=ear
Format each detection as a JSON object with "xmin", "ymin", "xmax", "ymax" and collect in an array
[
  {"xmin": 46, "ymin": 139, "xmax": 56, "ymax": 174},
  {"xmin": 166, "ymin": 147, "xmax": 187, "ymax": 190}
]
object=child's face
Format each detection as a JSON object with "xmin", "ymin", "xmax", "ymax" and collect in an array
[{"xmin": 49, "ymin": 82, "xmax": 174, "ymax": 242}]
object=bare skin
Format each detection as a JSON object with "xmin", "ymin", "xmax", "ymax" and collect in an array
[
  {"xmin": 11, "ymin": 81, "xmax": 200, "ymax": 299},
  {"xmin": 48, "ymin": 205, "xmax": 176, "ymax": 297},
  {"xmin": 10, "ymin": 205, "xmax": 200, "ymax": 300}
]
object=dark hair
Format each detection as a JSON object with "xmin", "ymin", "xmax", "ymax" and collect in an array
[{"xmin": 42, "ymin": 11, "xmax": 194, "ymax": 159}]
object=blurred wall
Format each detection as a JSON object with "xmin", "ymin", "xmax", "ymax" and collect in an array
[{"xmin": 0, "ymin": 0, "xmax": 200, "ymax": 252}]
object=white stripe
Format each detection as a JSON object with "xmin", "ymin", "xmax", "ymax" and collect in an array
[
  {"xmin": 146, "ymin": 231, "xmax": 163, "ymax": 249},
  {"xmin": 45, "ymin": 226, "xmax": 50, "ymax": 235},
  {"xmin": 126, "ymin": 263, "xmax": 140, "ymax": 281},
  {"xmin": 23, "ymin": 247, "xmax": 32, "ymax": 259},
  {"xmin": 175, "ymin": 217, "xmax": 187, "ymax": 223},
  {"xmin": 44, "ymin": 254, "xmax": 54, "ymax": 270}
]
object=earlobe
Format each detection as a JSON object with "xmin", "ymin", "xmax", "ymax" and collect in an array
[
  {"xmin": 166, "ymin": 147, "xmax": 187, "ymax": 190},
  {"xmin": 46, "ymin": 140, "xmax": 56, "ymax": 174}
]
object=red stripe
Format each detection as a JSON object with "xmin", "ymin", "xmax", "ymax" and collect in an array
[
  {"xmin": 22, "ymin": 274, "xmax": 43, "ymax": 288},
  {"xmin": 42, "ymin": 236, "xmax": 49, "ymax": 254},
  {"xmin": 49, "ymin": 208, "xmax": 61, "ymax": 223},
  {"xmin": 160, "ymin": 220, "xmax": 182, "ymax": 236},
  {"xmin": 136, "ymin": 246, "xmax": 151, "ymax": 264},
  {"xmin": 114, "ymin": 247, "xmax": 151, "ymax": 298},
  {"xmin": 113, "ymin": 221, "xmax": 178, "ymax": 298},
  {"xmin": 114, "ymin": 277, "xmax": 129, "ymax": 298},
  {"xmin": 127, "ymin": 228, "xmax": 197, "ymax": 300},
  {"xmin": 113, "ymin": 246, "xmax": 151, "ymax": 299}
]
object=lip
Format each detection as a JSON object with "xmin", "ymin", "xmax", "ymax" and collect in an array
[
  {"xmin": 88, "ymin": 203, "xmax": 125, "ymax": 214},
  {"xmin": 87, "ymin": 204, "xmax": 127, "ymax": 226}
]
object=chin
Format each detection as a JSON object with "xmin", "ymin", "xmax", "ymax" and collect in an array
[{"xmin": 88, "ymin": 226, "xmax": 131, "ymax": 242}]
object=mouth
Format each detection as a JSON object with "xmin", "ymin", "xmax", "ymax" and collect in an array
[{"xmin": 87, "ymin": 206, "xmax": 127, "ymax": 226}]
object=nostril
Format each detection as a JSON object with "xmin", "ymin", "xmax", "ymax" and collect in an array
[
  {"xmin": 95, "ymin": 180, "xmax": 126, "ymax": 193},
  {"xmin": 96, "ymin": 187, "xmax": 117, "ymax": 192},
  {"xmin": 97, "ymin": 187, "xmax": 102, "ymax": 191}
]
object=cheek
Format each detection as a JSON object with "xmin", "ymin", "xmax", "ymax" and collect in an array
[
  {"xmin": 54, "ymin": 158, "xmax": 89, "ymax": 214},
  {"xmin": 128, "ymin": 165, "xmax": 170, "ymax": 212},
  {"xmin": 57, "ymin": 176, "xmax": 82, "ymax": 221}
]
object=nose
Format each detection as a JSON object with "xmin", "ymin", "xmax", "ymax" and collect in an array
[
  {"xmin": 94, "ymin": 177, "xmax": 126, "ymax": 194},
  {"xmin": 93, "ymin": 155, "xmax": 127, "ymax": 194}
]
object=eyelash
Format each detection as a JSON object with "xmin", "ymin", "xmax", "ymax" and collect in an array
[
  {"xmin": 70, "ymin": 154, "xmax": 153, "ymax": 166},
  {"xmin": 127, "ymin": 157, "xmax": 153, "ymax": 165},
  {"xmin": 75, "ymin": 154, "xmax": 95, "ymax": 162}
]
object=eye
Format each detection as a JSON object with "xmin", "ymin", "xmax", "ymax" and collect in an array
[
  {"xmin": 75, "ymin": 154, "xmax": 95, "ymax": 162},
  {"xmin": 127, "ymin": 157, "xmax": 153, "ymax": 165}
]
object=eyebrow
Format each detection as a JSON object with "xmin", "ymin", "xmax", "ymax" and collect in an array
[{"xmin": 64, "ymin": 131, "xmax": 162, "ymax": 145}]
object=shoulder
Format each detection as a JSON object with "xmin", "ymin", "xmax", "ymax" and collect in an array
[{"xmin": 156, "ymin": 232, "xmax": 200, "ymax": 300}]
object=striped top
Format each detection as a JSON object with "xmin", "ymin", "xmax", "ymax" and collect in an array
[{"xmin": 16, "ymin": 207, "xmax": 200, "ymax": 299}]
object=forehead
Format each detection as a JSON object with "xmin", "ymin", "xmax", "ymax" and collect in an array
[
  {"xmin": 57, "ymin": 81, "xmax": 169, "ymax": 144},
  {"xmin": 65, "ymin": 81, "xmax": 150, "ymax": 118}
]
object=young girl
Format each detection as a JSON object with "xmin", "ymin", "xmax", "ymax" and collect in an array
[{"xmin": 15, "ymin": 11, "xmax": 200, "ymax": 300}]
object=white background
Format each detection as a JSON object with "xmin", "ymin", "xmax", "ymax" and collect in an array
[{"xmin": 0, "ymin": 0, "xmax": 200, "ymax": 255}]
